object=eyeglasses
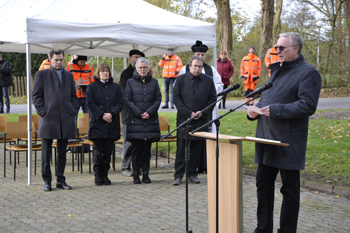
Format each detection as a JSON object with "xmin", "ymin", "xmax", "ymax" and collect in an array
[
  {"xmin": 137, "ymin": 67, "xmax": 149, "ymax": 70},
  {"xmin": 100, "ymin": 70, "xmax": 109, "ymax": 73},
  {"xmin": 274, "ymin": 46, "xmax": 293, "ymax": 52},
  {"xmin": 194, "ymin": 53, "xmax": 206, "ymax": 57}
]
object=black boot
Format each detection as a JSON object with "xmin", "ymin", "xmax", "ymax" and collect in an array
[
  {"xmin": 102, "ymin": 164, "xmax": 111, "ymax": 185},
  {"xmin": 133, "ymin": 171, "xmax": 141, "ymax": 184},
  {"xmin": 142, "ymin": 170, "xmax": 151, "ymax": 184},
  {"xmin": 94, "ymin": 165, "xmax": 103, "ymax": 186}
]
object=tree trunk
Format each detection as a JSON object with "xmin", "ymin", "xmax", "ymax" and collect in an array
[
  {"xmin": 260, "ymin": 0, "xmax": 275, "ymax": 76},
  {"xmin": 273, "ymin": 0, "xmax": 283, "ymax": 44},
  {"xmin": 214, "ymin": 0, "xmax": 233, "ymax": 55}
]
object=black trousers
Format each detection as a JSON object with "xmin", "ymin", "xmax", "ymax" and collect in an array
[
  {"xmin": 221, "ymin": 84, "xmax": 228, "ymax": 107},
  {"xmin": 255, "ymin": 164, "xmax": 300, "ymax": 233},
  {"xmin": 174, "ymin": 139, "xmax": 205, "ymax": 179},
  {"xmin": 92, "ymin": 138, "xmax": 114, "ymax": 172},
  {"xmin": 130, "ymin": 139, "xmax": 152, "ymax": 174},
  {"xmin": 41, "ymin": 138, "xmax": 68, "ymax": 184}
]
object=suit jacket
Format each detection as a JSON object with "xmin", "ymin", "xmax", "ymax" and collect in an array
[
  {"xmin": 173, "ymin": 72, "xmax": 217, "ymax": 140},
  {"xmin": 32, "ymin": 67, "xmax": 77, "ymax": 139}
]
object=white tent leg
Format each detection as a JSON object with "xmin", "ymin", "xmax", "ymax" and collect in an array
[
  {"xmin": 213, "ymin": 46, "xmax": 217, "ymax": 69},
  {"xmin": 26, "ymin": 43, "xmax": 33, "ymax": 185}
]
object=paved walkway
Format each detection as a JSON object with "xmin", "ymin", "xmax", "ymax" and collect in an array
[{"xmin": 0, "ymin": 147, "xmax": 349, "ymax": 232}]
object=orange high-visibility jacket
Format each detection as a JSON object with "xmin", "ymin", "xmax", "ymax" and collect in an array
[
  {"xmin": 265, "ymin": 47, "xmax": 279, "ymax": 77},
  {"xmin": 158, "ymin": 54, "xmax": 183, "ymax": 78},
  {"xmin": 240, "ymin": 54, "xmax": 261, "ymax": 79},
  {"xmin": 265, "ymin": 47, "xmax": 279, "ymax": 68},
  {"xmin": 67, "ymin": 63, "xmax": 94, "ymax": 98},
  {"xmin": 38, "ymin": 59, "xmax": 51, "ymax": 71}
]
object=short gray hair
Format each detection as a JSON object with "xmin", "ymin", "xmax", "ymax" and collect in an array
[
  {"xmin": 189, "ymin": 56, "xmax": 203, "ymax": 66},
  {"xmin": 135, "ymin": 57, "xmax": 150, "ymax": 69},
  {"xmin": 279, "ymin": 32, "xmax": 303, "ymax": 55}
]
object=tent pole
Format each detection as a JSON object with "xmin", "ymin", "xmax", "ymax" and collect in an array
[
  {"xmin": 26, "ymin": 43, "xmax": 33, "ymax": 185},
  {"xmin": 123, "ymin": 58, "xmax": 127, "ymax": 69},
  {"xmin": 112, "ymin": 57, "xmax": 114, "ymax": 77}
]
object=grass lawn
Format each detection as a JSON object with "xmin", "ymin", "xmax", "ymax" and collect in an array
[
  {"xmin": 153, "ymin": 110, "xmax": 350, "ymax": 186},
  {"xmin": 7, "ymin": 109, "xmax": 350, "ymax": 187}
]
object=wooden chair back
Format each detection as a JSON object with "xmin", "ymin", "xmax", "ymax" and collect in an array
[
  {"xmin": 83, "ymin": 113, "xmax": 89, "ymax": 118},
  {"xmin": 5, "ymin": 121, "xmax": 35, "ymax": 139},
  {"xmin": 18, "ymin": 115, "xmax": 40, "ymax": 131},
  {"xmin": 0, "ymin": 115, "xmax": 9, "ymax": 132},
  {"xmin": 158, "ymin": 116, "xmax": 170, "ymax": 132},
  {"xmin": 78, "ymin": 117, "xmax": 89, "ymax": 135}
]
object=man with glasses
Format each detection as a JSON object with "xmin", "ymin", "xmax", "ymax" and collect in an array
[
  {"xmin": 240, "ymin": 45, "xmax": 262, "ymax": 106},
  {"xmin": 172, "ymin": 56, "xmax": 217, "ymax": 185},
  {"xmin": 179, "ymin": 40, "xmax": 223, "ymax": 174},
  {"xmin": 119, "ymin": 49, "xmax": 145, "ymax": 177},
  {"xmin": 247, "ymin": 32, "xmax": 322, "ymax": 233}
]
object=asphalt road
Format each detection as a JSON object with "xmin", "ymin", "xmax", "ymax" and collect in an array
[{"xmin": 10, "ymin": 97, "xmax": 350, "ymax": 114}]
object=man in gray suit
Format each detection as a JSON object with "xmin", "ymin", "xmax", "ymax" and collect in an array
[
  {"xmin": 33, "ymin": 49, "xmax": 77, "ymax": 192},
  {"xmin": 248, "ymin": 32, "xmax": 322, "ymax": 233}
]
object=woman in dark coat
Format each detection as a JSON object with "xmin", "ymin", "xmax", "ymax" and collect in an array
[
  {"xmin": 125, "ymin": 57, "xmax": 161, "ymax": 184},
  {"xmin": 86, "ymin": 64, "xmax": 124, "ymax": 186}
]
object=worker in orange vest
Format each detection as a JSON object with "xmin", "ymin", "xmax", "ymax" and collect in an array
[
  {"xmin": 158, "ymin": 48, "xmax": 183, "ymax": 109},
  {"xmin": 240, "ymin": 46, "xmax": 262, "ymax": 105},
  {"xmin": 67, "ymin": 56, "xmax": 94, "ymax": 119},
  {"xmin": 38, "ymin": 54, "xmax": 51, "ymax": 71},
  {"xmin": 265, "ymin": 45, "xmax": 279, "ymax": 77}
]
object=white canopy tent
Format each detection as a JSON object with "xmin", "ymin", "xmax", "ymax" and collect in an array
[{"xmin": 0, "ymin": 0, "xmax": 216, "ymax": 185}]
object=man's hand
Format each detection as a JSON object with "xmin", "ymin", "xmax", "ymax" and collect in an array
[
  {"xmin": 141, "ymin": 112, "xmax": 150, "ymax": 119},
  {"xmin": 191, "ymin": 111, "xmax": 202, "ymax": 120},
  {"xmin": 260, "ymin": 106, "xmax": 270, "ymax": 116},
  {"xmin": 103, "ymin": 113, "xmax": 113, "ymax": 124},
  {"xmin": 247, "ymin": 110, "xmax": 259, "ymax": 119}
]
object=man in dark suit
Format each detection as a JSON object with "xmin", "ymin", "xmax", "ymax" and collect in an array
[
  {"xmin": 172, "ymin": 56, "xmax": 217, "ymax": 185},
  {"xmin": 32, "ymin": 49, "xmax": 77, "ymax": 192},
  {"xmin": 248, "ymin": 32, "xmax": 322, "ymax": 233}
]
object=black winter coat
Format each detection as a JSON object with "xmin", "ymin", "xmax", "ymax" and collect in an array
[
  {"xmin": 0, "ymin": 58, "xmax": 13, "ymax": 87},
  {"xmin": 32, "ymin": 67, "xmax": 77, "ymax": 139},
  {"xmin": 86, "ymin": 77, "xmax": 124, "ymax": 140},
  {"xmin": 119, "ymin": 64, "xmax": 134, "ymax": 125},
  {"xmin": 125, "ymin": 70, "xmax": 161, "ymax": 141},
  {"xmin": 249, "ymin": 55, "xmax": 322, "ymax": 170},
  {"xmin": 173, "ymin": 72, "xmax": 217, "ymax": 140}
]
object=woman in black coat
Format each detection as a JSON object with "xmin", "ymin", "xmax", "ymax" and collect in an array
[
  {"xmin": 86, "ymin": 64, "xmax": 124, "ymax": 186},
  {"xmin": 125, "ymin": 57, "xmax": 161, "ymax": 184}
]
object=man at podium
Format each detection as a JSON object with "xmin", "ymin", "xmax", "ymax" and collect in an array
[
  {"xmin": 172, "ymin": 56, "xmax": 216, "ymax": 185},
  {"xmin": 247, "ymin": 32, "xmax": 322, "ymax": 233}
]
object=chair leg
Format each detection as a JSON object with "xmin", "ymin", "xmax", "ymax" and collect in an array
[
  {"xmin": 4, "ymin": 149, "xmax": 6, "ymax": 178},
  {"xmin": 72, "ymin": 151, "xmax": 74, "ymax": 172},
  {"xmin": 168, "ymin": 142, "xmax": 170, "ymax": 164},
  {"xmin": 89, "ymin": 149, "xmax": 91, "ymax": 173},
  {"xmin": 113, "ymin": 145, "xmax": 115, "ymax": 171},
  {"xmin": 14, "ymin": 151, "xmax": 16, "ymax": 181},
  {"xmin": 156, "ymin": 142, "xmax": 159, "ymax": 168},
  {"xmin": 35, "ymin": 151, "xmax": 37, "ymax": 175}
]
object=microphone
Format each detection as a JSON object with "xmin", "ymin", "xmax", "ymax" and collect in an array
[
  {"xmin": 217, "ymin": 84, "xmax": 240, "ymax": 96},
  {"xmin": 245, "ymin": 83, "xmax": 273, "ymax": 98}
]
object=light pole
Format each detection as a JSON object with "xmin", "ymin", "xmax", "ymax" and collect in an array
[{"xmin": 316, "ymin": 20, "xmax": 323, "ymax": 71}]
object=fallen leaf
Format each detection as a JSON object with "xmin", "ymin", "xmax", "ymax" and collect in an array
[
  {"xmin": 315, "ymin": 191, "xmax": 319, "ymax": 194},
  {"xmin": 68, "ymin": 215, "xmax": 72, "ymax": 218}
]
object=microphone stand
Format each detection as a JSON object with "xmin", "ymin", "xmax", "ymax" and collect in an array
[
  {"xmin": 161, "ymin": 96, "xmax": 224, "ymax": 233},
  {"xmin": 190, "ymin": 94, "xmax": 261, "ymax": 233}
]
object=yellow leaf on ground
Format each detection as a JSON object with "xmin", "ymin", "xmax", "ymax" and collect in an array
[
  {"xmin": 68, "ymin": 215, "xmax": 72, "ymax": 218},
  {"xmin": 315, "ymin": 191, "xmax": 320, "ymax": 194}
]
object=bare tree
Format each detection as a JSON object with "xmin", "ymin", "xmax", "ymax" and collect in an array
[
  {"xmin": 260, "ymin": 0, "xmax": 275, "ymax": 59},
  {"xmin": 273, "ymin": 0, "xmax": 283, "ymax": 43},
  {"xmin": 214, "ymin": 0, "xmax": 233, "ymax": 55}
]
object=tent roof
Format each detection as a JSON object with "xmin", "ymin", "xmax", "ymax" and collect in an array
[{"xmin": 0, "ymin": 0, "xmax": 216, "ymax": 57}]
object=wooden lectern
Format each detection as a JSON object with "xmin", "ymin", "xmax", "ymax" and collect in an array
[{"xmin": 191, "ymin": 132, "xmax": 289, "ymax": 233}]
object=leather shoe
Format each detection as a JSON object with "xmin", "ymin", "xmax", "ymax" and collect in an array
[
  {"xmin": 161, "ymin": 104, "xmax": 169, "ymax": 109},
  {"xmin": 43, "ymin": 183, "xmax": 52, "ymax": 192},
  {"xmin": 172, "ymin": 178, "xmax": 182, "ymax": 185},
  {"xmin": 56, "ymin": 182, "xmax": 72, "ymax": 190},
  {"xmin": 189, "ymin": 176, "xmax": 200, "ymax": 184}
]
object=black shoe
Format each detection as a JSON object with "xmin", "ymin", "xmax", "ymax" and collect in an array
[
  {"xmin": 170, "ymin": 104, "xmax": 175, "ymax": 109},
  {"xmin": 0, "ymin": 110, "xmax": 3, "ymax": 114},
  {"xmin": 103, "ymin": 176, "xmax": 111, "ymax": 185},
  {"xmin": 43, "ymin": 183, "xmax": 52, "ymax": 192},
  {"xmin": 142, "ymin": 172, "xmax": 151, "ymax": 183},
  {"xmin": 161, "ymin": 104, "xmax": 169, "ymax": 109},
  {"xmin": 56, "ymin": 182, "xmax": 72, "ymax": 190},
  {"xmin": 133, "ymin": 172, "xmax": 141, "ymax": 184}
]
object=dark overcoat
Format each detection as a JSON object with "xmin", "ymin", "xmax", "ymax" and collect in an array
[
  {"xmin": 119, "ymin": 64, "xmax": 134, "ymax": 125},
  {"xmin": 173, "ymin": 72, "xmax": 217, "ymax": 140},
  {"xmin": 86, "ymin": 77, "xmax": 124, "ymax": 140},
  {"xmin": 125, "ymin": 70, "xmax": 161, "ymax": 141},
  {"xmin": 250, "ymin": 55, "xmax": 322, "ymax": 170},
  {"xmin": 0, "ymin": 58, "xmax": 13, "ymax": 87},
  {"xmin": 32, "ymin": 67, "xmax": 77, "ymax": 139}
]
